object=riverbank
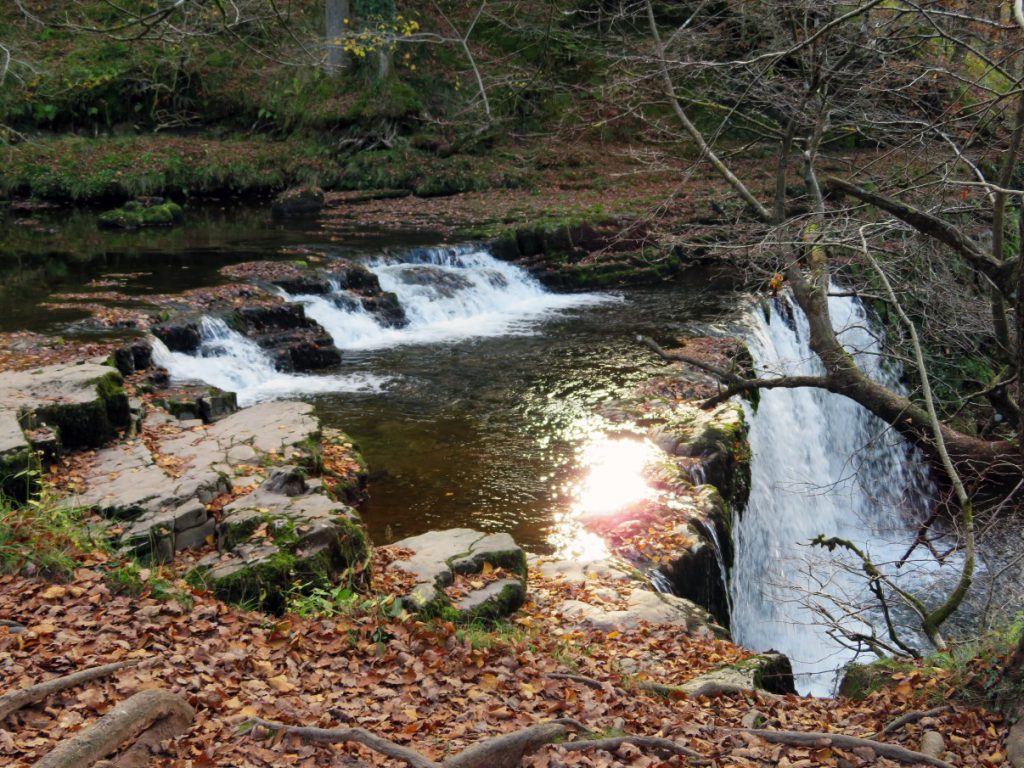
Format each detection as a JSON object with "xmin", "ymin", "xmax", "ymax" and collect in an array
[{"xmin": 0, "ymin": 346, "xmax": 1012, "ymax": 766}]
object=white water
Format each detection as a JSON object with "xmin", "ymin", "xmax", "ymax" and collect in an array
[
  {"xmin": 153, "ymin": 246, "xmax": 611, "ymax": 403},
  {"xmin": 150, "ymin": 317, "xmax": 389, "ymax": 407},
  {"xmin": 730, "ymin": 290, "xmax": 937, "ymax": 695},
  {"xmin": 294, "ymin": 245, "xmax": 612, "ymax": 350}
]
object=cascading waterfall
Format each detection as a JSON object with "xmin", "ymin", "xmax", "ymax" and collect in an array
[
  {"xmin": 292, "ymin": 245, "xmax": 610, "ymax": 350},
  {"xmin": 730, "ymin": 289, "xmax": 937, "ymax": 695},
  {"xmin": 154, "ymin": 245, "xmax": 611, "ymax": 402},
  {"xmin": 150, "ymin": 317, "xmax": 388, "ymax": 407}
]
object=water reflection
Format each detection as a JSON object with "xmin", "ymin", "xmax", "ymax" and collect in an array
[{"xmin": 548, "ymin": 421, "xmax": 662, "ymax": 562}]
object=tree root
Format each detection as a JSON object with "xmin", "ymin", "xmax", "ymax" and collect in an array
[
  {"xmin": 876, "ymin": 705, "xmax": 951, "ymax": 737},
  {"xmin": 729, "ymin": 727, "xmax": 954, "ymax": 768},
  {"xmin": 35, "ymin": 689, "xmax": 194, "ymax": 768},
  {"xmin": 561, "ymin": 735, "xmax": 702, "ymax": 759},
  {"xmin": 0, "ymin": 660, "xmax": 136, "ymax": 722},
  {"xmin": 547, "ymin": 672, "xmax": 626, "ymax": 695},
  {"xmin": 249, "ymin": 717, "xmax": 599, "ymax": 768}
]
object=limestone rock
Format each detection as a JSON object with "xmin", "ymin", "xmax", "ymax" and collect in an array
[
  {"xmin": 679, "ymin": 652, "xmax": 796, "ymax": 697},
  {"xmin": 385, "ymin": 528, "xmax": 528, "ymax": 620},
  {"xmin": 0, "ymin": 361, "xmax": 130, "ymax": 449},
  {"xmin": 191, "ymin": 471, "xmax": 370, "ymax": 613},
  {"xmin": 558, "ymin": 587, "xmax": 727, "ymax": 639}
]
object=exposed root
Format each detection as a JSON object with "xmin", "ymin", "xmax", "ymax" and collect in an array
[
  {"xmin": 247, "ymin": 719, "xmax": 441, "ymax": 768},
  {"xmin": 547, "ymin": 672, "xmax": 623, "ymax": 694},
  {"xmin": 637, "ymin": 679, "xmax": 782, "ymax": 701},
  {"xmin": 561, "ymin": 735, "xmax": 702, "ymax": 759},
  {"xmin": 0, "ymin": 660, "xmax": 136, "ymax": 722},
  {"xmin": 876, "ymin": 705, "xmax": 952, "ymax": 737},
  {"xmin": 730, "ymin": 727, "xmax": 955, "ymax": 768},
  {"xmin": 249, "ymin": 718, "xmax": 590, "ymax": 768},
  {"xmin": 35, "ymin": 689, "xmax": 194, "ymax": 768}
]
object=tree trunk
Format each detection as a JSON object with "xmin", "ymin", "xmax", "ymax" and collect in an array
[{"xmin": 325, "ymin": 0, "xmax": 350, "ymax": 73}]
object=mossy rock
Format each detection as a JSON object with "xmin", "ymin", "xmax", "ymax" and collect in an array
[
  {"xmin": 197, "ymin": 470, "xmax": 372, "ymax": 614},
  {"xmin": 0, "ymin": 412, "xmax": 37, "ymax": 504},
  {"xmin": 4, "ymin": 364, "xmax": 131, "ymax": 450},
  {"xmin": 98, "ymin": 201, "xmax": 184, "ymax": 230}
]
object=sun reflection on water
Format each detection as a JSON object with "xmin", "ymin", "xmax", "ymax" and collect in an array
[{"xmin": 548, "ymin": 420, "xmax": 662, "ymax": 562}]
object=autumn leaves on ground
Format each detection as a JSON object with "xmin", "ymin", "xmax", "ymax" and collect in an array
[{"xmin": 0, "ymin": 539, "xmax": 1012, "ymax": 767}]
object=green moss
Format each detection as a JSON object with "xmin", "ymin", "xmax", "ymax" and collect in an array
[{"xmin": 202, "ymin": 550, "xmax": 299, "ymax": 614}]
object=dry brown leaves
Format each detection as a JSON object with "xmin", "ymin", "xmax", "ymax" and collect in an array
[{"xmin": 0, "ymin": 554, "xmax": 1011, "ymax": 768}]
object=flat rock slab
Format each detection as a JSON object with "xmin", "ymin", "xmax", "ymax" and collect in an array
[
  {"xmin": 192, "ymin": 467, "xmax": 370, "ymax": 613},
  {"xmin": 558, "ymin": 588, "xmax": 726, "ymax": 639},
  {"xmin": 157, "ymin": 401, "xmax": 319, "ymax": 474},
  {"xmin": 385, "ymin": 528, "xmax": 528, "ymax": 620},
  {"xmin": 64, "ymin": 401, "xmax": 322, "ymax": 565},
  {"xmin": 0, "ymin": 361, "xmax": 130, "ymax": 448}
]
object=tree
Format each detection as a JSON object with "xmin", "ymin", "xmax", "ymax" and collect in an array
[
  {"xmin": 624, "ymin": 0, "xmax": 1022, "ymax": 651},
  {"xmin": 325, "ymin": 0, "xmax": 351, "ymax": 73}
]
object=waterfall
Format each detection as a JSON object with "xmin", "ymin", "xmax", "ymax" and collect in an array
[
  {"xmin": 150, "ymin": 317, "xmax": 388, "ymax": 407},
  {"xmin": 730, "ymin": 289, "xmax": 937, "ymax": 695},
  {"xmin": 290, "ymin": 245, "xmax": 611, "ymax": 351},
  {"xmin": 153, "ymin": 246, "xmax": 611, "ymax": 403}
]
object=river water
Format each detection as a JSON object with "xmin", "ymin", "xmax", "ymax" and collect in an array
[{"xmin": 3, "ymin": 206, "xmax": 961, "ymax": 695}]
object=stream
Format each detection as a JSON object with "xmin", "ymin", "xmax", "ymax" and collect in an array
[{"xmin": 2, "ymin": 206, "xmax": 957, "ymax": 696}]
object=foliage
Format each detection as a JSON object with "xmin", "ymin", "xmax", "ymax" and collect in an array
[{"xmin": 0, "ymin": 485, "xmax": 100, "ymax": 579}]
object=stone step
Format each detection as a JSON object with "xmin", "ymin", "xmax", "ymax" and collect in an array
[{"xmin": 383, "ymin": 528, "xmax": 528, "ymax": 620}]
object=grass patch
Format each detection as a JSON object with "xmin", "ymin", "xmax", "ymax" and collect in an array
[{"xmin": 0, "ymin": 489, "xmax": 104, "ymax": 579}]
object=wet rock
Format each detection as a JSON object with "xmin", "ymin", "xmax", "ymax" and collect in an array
[
  {"xmin": 271, "ymin": 275, "xmax": 334, "ymax": 296},
  {"xmin": 271, "ymin": 186, "xmax": 325, "ymax": 218},
  {"xmin": 152, "ymin": 320, "xmax": 202, "ymax": 353},
  {"xmin": 359, "ymin": 292, "xmax": 407, "ymax": 328},
  {"xmin": 679, "ymin": 652, "xmax": 796, "ymax": 697},
  {"xmin": 0, "ymin": 361, "xmax": 130, "ymax": 449},
  {"xmin": 229, "ymin": 303, "xmax": 342, "ymax": 372},
  {"xmin": 384, "ymin": 528, "xmax": 528, "ymax": 621},
  {"xmin": 112, "ymin": 347, "xmax": 137, "ymax": 376},
  {"xmin": 392, "ymin": 266, "xmax": 473, "ymax": 298}
]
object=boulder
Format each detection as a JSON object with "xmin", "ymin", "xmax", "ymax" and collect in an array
[
  {"xmin": 228, "ymin": 302, "xmax": 342, "ymax": 372},
  {"xmin": 271, "ymin": 186, "xmax": 325, "ymax": 218},
  {"xmin": 98, "ymin": 200, "xmax": 184, "ymax": 230},
  {"xmin": 678, "ymin": 652, "xmax": 796, "ymax": 697},
  {"xmin": 383, "ymin": 528, "xmax": 528, "ymax": 621},
  {"xmin": 0, "ymin": 361, "xmax": 130, "ymax": 449}
]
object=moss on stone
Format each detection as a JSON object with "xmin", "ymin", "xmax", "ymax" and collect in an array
[{"xmin": 98, "ymin": 201, "xmax": 184, "ymax": 230}]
